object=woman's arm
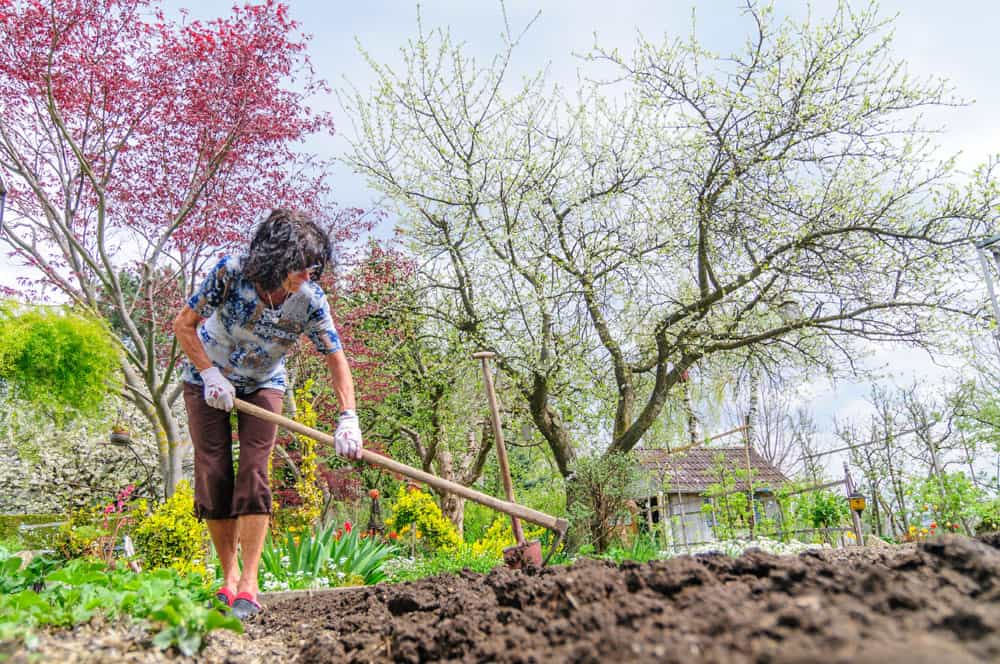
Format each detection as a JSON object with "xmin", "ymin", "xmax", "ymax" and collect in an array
[
  {"xmin": 172, "ymin": 306, "xmax": 212, "ymax": 371},
  {"xmin": 324, "ymin": 349, "xmax": 357, "ymax": 412}
]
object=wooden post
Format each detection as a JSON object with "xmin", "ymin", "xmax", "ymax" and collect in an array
[
  {"xmin": 744, "ymin": 415, "xmax": 755, "ymax": 540},
  {"xmin": 844, "ymin": 462, "xmax": 864, "ymax": 546},
  {"xmin": 658, "ymin": 491, "xmax": 669, "ymax": 543}
]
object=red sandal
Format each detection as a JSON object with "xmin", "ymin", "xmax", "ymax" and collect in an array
[
  {"xmin": 215, "ymin": 587, "xmax": 236, "ymax": 607},
  {"xmin": 231, "ymin": 591, "xmax": 262, "ymax": 620}
]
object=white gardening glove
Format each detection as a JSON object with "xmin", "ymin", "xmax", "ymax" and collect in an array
[
  {"xmin": 200, "ymin": 366, "xmax": 235, "ymax": 411},
  {"xmin": 334, "ymin": 410, "xmax": 363, "ymax": 460}
]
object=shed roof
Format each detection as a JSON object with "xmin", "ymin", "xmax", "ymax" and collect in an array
[{"xmin": 635, "ymin": 446, "xmax": 789, "ymax": 493}]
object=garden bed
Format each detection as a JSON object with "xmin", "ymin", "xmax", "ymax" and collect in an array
[{"xmin": 9, "ymin": 534, "xmax": 1000, "ymax": 663}]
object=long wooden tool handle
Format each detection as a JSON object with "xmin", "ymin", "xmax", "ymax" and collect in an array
[{"xmin": 234, "ymin": 398, "xmax": 568, "ymax": 534}]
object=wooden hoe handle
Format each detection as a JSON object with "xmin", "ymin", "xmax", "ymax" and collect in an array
[{"xmin": 234, "ymin": 398, "xmax": 568, "ymax": 534}]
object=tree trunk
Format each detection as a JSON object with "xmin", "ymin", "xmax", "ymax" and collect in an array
[{"xmin": 682, "ymin": 379, "xmax": 699, "ymax": 447}]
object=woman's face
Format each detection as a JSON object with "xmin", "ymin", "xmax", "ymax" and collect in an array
[{"xmin": 282, "ymin": 267, "xmax": 312, "ymax": 293}]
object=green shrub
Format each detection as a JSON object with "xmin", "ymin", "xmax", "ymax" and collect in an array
[
  {"xmin": 0, "ymin": 513, "xmax": 63, "ymax": 551},
  {"xmin": 565, "ymin": 452, "xmax": 638, "ymax": 552},
  {"xmin": 133, "ymin": 481, "xmax": 208, "ymax": 576},
  {"xmin": 794, "ymin": 489, "xmax": 849, "ymax": 530},
  {"xmin": 0, "ymin": 304, "xmax": 118, "ymax": 419},
  {"xmin": 975, "ymin": 498, "xmax": 1000, "ymax": 534},
  {"xmin": 53, "ymin": 506, "xmax": 108, "ymax": 560},
  {"xmin": 386, "ymin": 486, "xmax": 462, "ymax": 553}
]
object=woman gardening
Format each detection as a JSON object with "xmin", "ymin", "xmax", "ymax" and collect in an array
[{"xmin": 173, "ymin": 209, "xmax": 363, "ymax": 620}]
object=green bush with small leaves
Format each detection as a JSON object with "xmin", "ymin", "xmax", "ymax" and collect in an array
[
  {"xmin": 133, "ymin": 481, "xmax": 208, "ymax": 576},
  {"xmin": 0, "ymin": 304, "xmax": 118, "ymax": 419}
]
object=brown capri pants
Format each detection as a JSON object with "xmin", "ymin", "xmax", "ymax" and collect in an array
[{"xmin": 183, "ymin": 383, "xmax": 284, "ymax": 519}]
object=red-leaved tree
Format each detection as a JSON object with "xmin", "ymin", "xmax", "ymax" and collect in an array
[{"xmin": 0, "ymin": 0, "xmax": 361, "ymax": 496}]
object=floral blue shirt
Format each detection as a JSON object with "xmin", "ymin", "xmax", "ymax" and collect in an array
[{"xmin": 181, "ymin": 255, "xmax": 342, "ymax": 393}]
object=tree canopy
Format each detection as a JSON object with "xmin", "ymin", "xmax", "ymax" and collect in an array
[
  {"xmin": 0, "ymin": 0, "xmax": 357, "ymax": 495},
  {"xmin": 342, "ymin": 1, "xmax": 999, "ymax": 477}
]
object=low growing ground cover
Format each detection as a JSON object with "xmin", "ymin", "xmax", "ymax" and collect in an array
[{"xmin": 0, "ymin": 551, "xmax": 241, "ymax": 658}]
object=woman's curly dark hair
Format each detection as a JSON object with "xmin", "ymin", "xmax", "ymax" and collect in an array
[{"xmin": 243, "ymin": 209, "xmax": 331, "ymax": 291}]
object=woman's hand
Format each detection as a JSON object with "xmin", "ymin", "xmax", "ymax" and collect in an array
[
  {"xmin": 200, "ymin": 366, "xmax": 235, "ymax": 411},
  {"xmin": 334, "ymin": 410, "xmax": 363, "ymax": 459}
]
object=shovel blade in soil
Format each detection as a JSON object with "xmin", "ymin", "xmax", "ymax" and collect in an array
[{"xmin": 503, "ymin": 539, "xmax": 542, "ymax": 569}]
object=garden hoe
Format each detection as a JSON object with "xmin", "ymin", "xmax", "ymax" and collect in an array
[{"xmin": 232, "ymin": 398, "xmax": 568, "ymax": 569}]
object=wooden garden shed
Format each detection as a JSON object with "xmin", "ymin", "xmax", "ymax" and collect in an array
[{"xmin": 632, "ymin": 446, "xmax": 790, "ymax": 545}]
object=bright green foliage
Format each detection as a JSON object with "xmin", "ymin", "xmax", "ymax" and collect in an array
[
  {"xmin": 383, "ymin": 547, "xmax": 503, "ymax": 582},
  {"xmin": 387, "ymin": 487, "xmax": 462, "ymax": 553},
  {"xmin": 0, "ymin": 549, "xmax": 59, "ymax": 595},
  {"xmin": 259, "ymin": 522, "xmax": 396, "ymax": 591},
  {"xmin": 792, "ymin": 490, "xmax": 850, "ymax": 532},
  {"xmin": 593, "ymin": 533, "xmax": 661, "ymax": 564},
  {"xmin": 565, "ymin": 452, "xmax": 638, "ymax": 552},
  {"xmin": 0, "ymin": 554, "xmax": 241, "ymax": 654},
  {"xmin": 700, "ymin": 455, "xmax": 754, "ymax": 540},
  {"xmin": 908, "ymin": 472, "xmax": 984, "ymax": 534},
  {"xmin": 133, "ymin": 481, "xmax": 208, "ymax": 576},
  {"xmin": 0, "ymin": 514, "xmax": 63, "ymax": 551},
  {"xmin": 150, "ymin": 594, "xmax": 241, "ymax": 656},
  {"xmin": 975, "ymin": 498, "xmax": 1000, "ymax": 534},
  {"xmin": 0, "ymin": 304, "xmax": 118, "ymax": 419},
  {"xmin": 53, "ymin": 506, "xmax": 108, "ymax": 560}
]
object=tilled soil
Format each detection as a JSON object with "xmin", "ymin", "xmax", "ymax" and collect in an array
[{"xmin": 8, "ymin": 534, "xmax": 1000, "ymax": 663}]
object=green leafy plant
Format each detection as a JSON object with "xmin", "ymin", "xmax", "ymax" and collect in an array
[
  {"xmin": 327, "ymin": 524, "xmax": 396, "ymax": 585},
  {"xmin": 975, "ymin": 498, "xmax": 1000, "ymax": 534},
  {"xmin": 565, "ymin": 452, "xmax": 638, "ymax": 553},
  {"xmin": 150, "ymin": 595, "xmax": 240, "ymax": 656},
  {"xmin": 0, "ymin": 549, "xmax": 59, "ymax": 595},
  {"xmin": 908, "ymin": 472, "xmax": 984, "ymax": 535},
  {"xmin": 0, "ymin": 554, "xmax": 241, "ymax": 654}
]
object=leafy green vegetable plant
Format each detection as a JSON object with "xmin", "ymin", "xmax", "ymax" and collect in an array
[{"xmin": 0, "ymin": 553, "xmax": 241, "ymax": 655}]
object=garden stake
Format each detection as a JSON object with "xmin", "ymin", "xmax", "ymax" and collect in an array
[
  {"xmin": 232, "ymin": 398, "xmax": 567, "ymax": 565},
  {"xmin": 473, "ymin": 351, "xmax": 543, "ymax": 569}
]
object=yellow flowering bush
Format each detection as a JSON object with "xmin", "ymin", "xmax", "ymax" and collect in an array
[
  {"xmin": 470, "ymin": 517, "xmax": 547, "ymax": 559},
  {"xmin": 133, "ymin": 481, "xmax": 209, "ymax": 576},
  {"xmin": 386, "ymin": 486, "xmax": 461, "ymax": 553},
  {"xmin": 293, "ymin": 379, "xmax": 323, "ymax": 528}
]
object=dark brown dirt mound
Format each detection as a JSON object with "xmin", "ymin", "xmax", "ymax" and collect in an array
[{"xmin": 236, "ymin": 535, "xmax": 1000, "ymax": 663}]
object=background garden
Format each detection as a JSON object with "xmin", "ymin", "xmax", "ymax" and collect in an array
[{"xmin": 1, "ymin": 0, "xmax": 1000, "ymax": 657}]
